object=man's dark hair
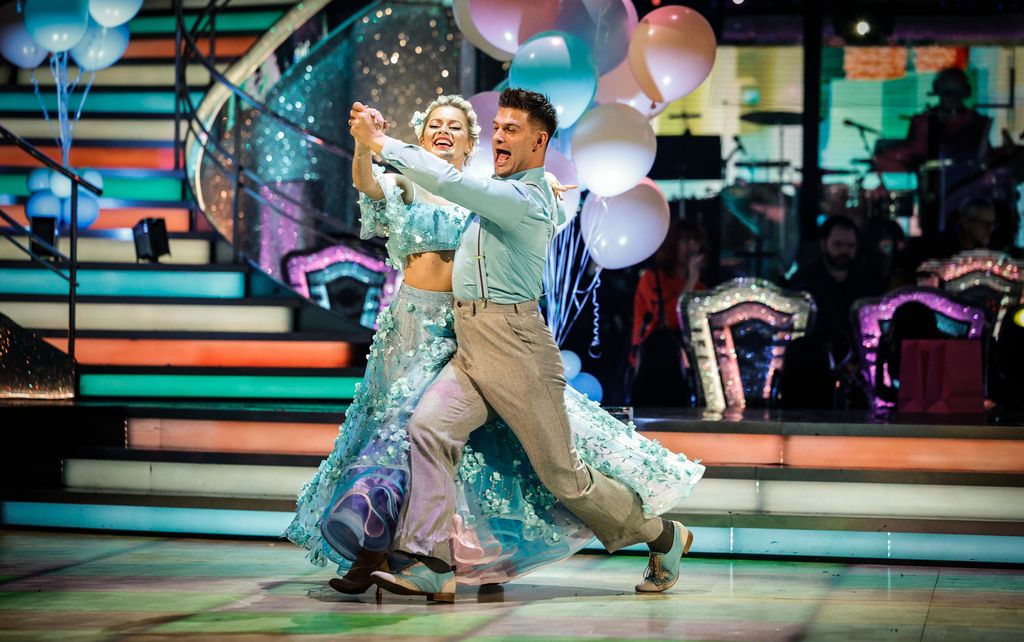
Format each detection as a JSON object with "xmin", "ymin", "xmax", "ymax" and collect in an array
[
  {"xmin": 818, "ymin": 215, "xmax": 858, "ymax": 241},
  {"xmin": 498, "ymin": 88, "xmax": 558, "ymax": 138}
]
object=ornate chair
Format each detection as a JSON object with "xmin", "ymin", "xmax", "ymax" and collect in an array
[
  {"xmin": 285, "ymin": 244, "xmax": 398, "ymax": 331},
  {"xmin": 679, "ymin": 278, "xmax": 815, "ymax": 412},
  {"xmin": 917, "ymin": 250, "xmax": 1024, "ymax": 337},
  {"xmin": 851, "ymin": 286, "xmax": 987, "ymax": 407}
]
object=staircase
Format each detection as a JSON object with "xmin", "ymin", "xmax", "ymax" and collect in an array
[{"xmin": 2, "ymin": 0, "xmax": 1023, "ymax": 565}]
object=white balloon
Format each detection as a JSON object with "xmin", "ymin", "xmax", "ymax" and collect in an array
[
  {"xmin": 571, "ymin": 103, "xmax": 656, "ymax": 198},
  {"xmin": 595, "ymin": 59, "xmax": 668, "ymax": 119},
  {"xmin": 560, "ymin": 349, "xmax": 582, "ymax": 379},
  {"xmin": 452, "ymin": 0, "xmax": 513, "ymax": 61},
  {"xmin": 49, "ymin": 170, "xmax": 72, "ymax": 198},
  {"xmin": 580, "ymin": 178, "xmax": 669, "ymax": 270},
  {"xmin": 545, "ymin": 147, "xmax": 580, "ymax": 232}
]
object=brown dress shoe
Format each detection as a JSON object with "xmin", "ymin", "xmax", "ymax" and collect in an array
[{"xmin": 328, "ymin": 549, "xmax": 389, "ymax": 594}]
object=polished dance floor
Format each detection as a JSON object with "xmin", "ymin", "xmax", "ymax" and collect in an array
[{"xmin": 1, "ymin": 529, "xmax": 1023, "ymax": 641}]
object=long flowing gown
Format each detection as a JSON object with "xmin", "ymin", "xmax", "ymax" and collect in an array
[{"xmin": 286, "ymin": 166, "xmax": 705, "ymax": 585}]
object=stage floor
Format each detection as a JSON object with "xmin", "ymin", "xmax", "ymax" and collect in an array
[{"xmin": 1, "ymin": 530, "xmax": 1023, "ymax": 641}]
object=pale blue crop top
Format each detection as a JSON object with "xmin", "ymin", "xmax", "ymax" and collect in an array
[{"xmin": 358, "ymin": 164, "xmax": 470, "ymax": 271}]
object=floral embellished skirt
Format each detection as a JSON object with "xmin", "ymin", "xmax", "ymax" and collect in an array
[{"xmin": 285, "ymin": 283, "xmax": 705, "ymax": 584}]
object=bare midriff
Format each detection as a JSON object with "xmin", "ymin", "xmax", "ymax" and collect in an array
[{"xmin": 402, "ymin": 250, "xmax": 456, "ymax": 292}]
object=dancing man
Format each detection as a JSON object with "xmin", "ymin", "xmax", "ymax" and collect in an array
[{"xmin": 348, "ymin": 88, "xmax": 692, "ymax": 603}]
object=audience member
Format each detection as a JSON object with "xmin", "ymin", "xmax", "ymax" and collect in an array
[{"xmin": 874, "ymin": 301, "xmax": 944, "ymax": 404}]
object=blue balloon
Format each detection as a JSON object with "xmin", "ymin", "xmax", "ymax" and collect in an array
[
  {"xmin": 27, "ymin": 168, "xmax": 51, "ymax": 193},
  {"xmin": 60, "ymin": 192, "xmax": 101, "ymax": 228},
  {"xmin": 509, "ymin": 31, "xmax": 598, "ymax": 129},
  {"xmin": 88, "ymin": 0, "xmax": 143, "ymax": 28},
  {"xmin": 81, "ymin": 169, "xmax": 104, "ymax": 191},
  {"xmin": 560, "ymin": 349, "xmax": 582, "ymax": 380},
  {"xmin": 569, "ymin": 371, "xmax": 603, "ymax": 403},
  {"xmin": 0, "ymin": 4, "xmax": 49, "ymax": 68},
  {"xmin": 50, "ymin": 170, "xmax": 72, "ymax": 198},
  {"xmin": 70, "ymin": 18, "xmax": 128, "ymax": 71},
  {"xmin": 26, "ymin": 191, "xmax": 62, "ymax": 219},
  {"xmin": 24, "ymin": 0, "xmax": 90, "ymax": 53}
]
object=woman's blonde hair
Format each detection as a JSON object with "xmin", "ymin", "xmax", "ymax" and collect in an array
[{"xmin": 409, "ymin": 95, "xmax": 481, "ymax": 147}]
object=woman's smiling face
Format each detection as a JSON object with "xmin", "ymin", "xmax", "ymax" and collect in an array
[{"xmin": 419, "ymin": 105, "xmax": 473, "ymax": 170}]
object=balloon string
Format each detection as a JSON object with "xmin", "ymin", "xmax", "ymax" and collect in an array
[
  {"xmin": 31, "ymin": 68, "xmax": 60, "ymax": 150},
  {"xmin": 588, "ymin": 271, "xmax": 602, "ymax": 359},
  {"xmin": 73, "ymin": 72, "xmax": 96, "ymax": 124}
]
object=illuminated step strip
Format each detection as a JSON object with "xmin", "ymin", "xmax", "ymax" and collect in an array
[
  {"xmin": 0, "ymin": 301, "xmax": 291, "ymax": 332},
  {"xmin": 120, "ymin": 419, "xmax": 1024, "ymax": 474},
  {"xmin": 48, "ymin": 338, "xmax": 354, "ymax": 368},
  {"xmin": 19, "ymin": 63, "xmax": 225, "ymax": 86},
  {"xmin": 0, "ymin": 236, "xmax": 211, "ymax": 264},
  {"xmin": 0, "ymin": 145, "xmax": 176, "ymax": 170},
  {"xmin": 0, "ymin": 91, "xmax": 206, "ymax": 115},
  {"xmin": 79, "ymin": 373, "xmax": 360, "ymax": 399},
  {"xmin": 2, "ymin": 205, "xmax": 192, "ymax": 232},
  {"xmin": 0, "ymin": 173, "xmax": 182, "ymax": 200},
  {"xmin": 646, "ymin": 431, "xmax": 1024, "ymax": 474},
  {"xmin": 123, "ymin": 36, "xmax": 257, "ymax": 60},
  {"xmin": 62, "ymin": 459, "xmax": 1024, "ymax": 522},
  {"xmin": 3, "ymin": 501, "xmax": 1022, "ymax": 563},
  {"xmin": 0, "ymin": 268, "xmax": 244, "ymax": 298},
  {"xmin": 3, "ymin": 119, "xmax": 177, "ymax": 143}
]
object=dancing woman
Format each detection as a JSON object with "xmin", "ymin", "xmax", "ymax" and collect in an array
[{"xmin": 286, "ymin": 94, "xmax": 704, "ymax": 594}]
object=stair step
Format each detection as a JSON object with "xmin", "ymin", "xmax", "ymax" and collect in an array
[
  {"xmin": 0, "ymin": 90, "xmax": 204, "ymax": 117},
  {"xmin": 126, "ymin": 416, "xmax": 340, "ymax": 455},
  {"xmin": 2, "ymin": 204, "xmax": 192, "ymax": 232},
  {"xmin": 131, "ymin": 8, "xmax": 287, "ymax": 36},
  {"xmin": 1, "ymin": 172, "xmax": 183, "ymax": 201},
  {"xmin": 43, "ymin": 336, "xmax": 356, "ymax": 368},
  {"xmin": 0, "ymin": 298, "xmax": 294, "ymax": 332},
  {"xmin": 19, "ymin": 63, "xmax": 224, "ymax": 87},
  {"xmin": 124, "ymin": 35, "xmax": 257, "ymax": 61},
  {"xmin": 78, "ymin": 367, "xmax": 361, "ymax": 400},
  {"xmin": 0, "ymin": 144, "xmax": 176, "ymax": 170},
  {"xmin": 0, "ymin": 264, "xmax": 244, "ymax": 298},
  {"xmin": 0, "ymin": 234, "xmax": 212, "ymax": 264},
  {"xmin": 1, "ymin": 118, "xmax": 178, "ymax": 144}
]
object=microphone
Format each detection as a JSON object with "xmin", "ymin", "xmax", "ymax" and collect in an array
[
  {"xmin": 843, "ymin": 118, "xmax": 881, "ymax": 135},
  {"xmin": 733, "ymin": 135, "xmax": 747, "ymax": 155}
]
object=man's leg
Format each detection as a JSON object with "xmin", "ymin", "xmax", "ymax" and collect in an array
[{"xmin": 393, "ymin": 361, "xmax": 491, "ymax": 565}]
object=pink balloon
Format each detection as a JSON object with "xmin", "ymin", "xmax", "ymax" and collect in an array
[
  {"xmin": 466, "ymin": 0, "xmax": 560, "ymax": 61},
  {"xmin": 628, "ymin": 6, "xmax": 717, "ymax": 104},
  {"xmin": 580, "ymin": 178, "xmax": 669, "ymax": 270},
  {"xmin": 596, "ymin": 59, "xmax": 668, "ymax": 119},
  {"xmin": 464, "ymin": 91, "xmax": 501, "ymax": 179},
  {"xmin": 453, "ymin": 0, "xmax": 511, "ymax": 61},
  {"xmin": 553, "ymin": 0, "xmax": 638, "ymax": 74},
  {"xmin": 544, "ymin": 147, "xmax": 580, "ymax": 231}
]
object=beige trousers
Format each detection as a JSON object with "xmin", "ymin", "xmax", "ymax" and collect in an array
[{"xmin": 395, "ymin": 299, "xmax": 663, "ymax": 564}]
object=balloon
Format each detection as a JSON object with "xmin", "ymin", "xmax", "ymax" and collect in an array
[
  {"xmin": 60, "ymin": 191, "xmax": 101, "ymax": 228},
  {"xmin": 544, "ymin": 147, "xmax": 580, "ymax": 231},
  {"xmin": 26, "ymin": 192, "xmax": 62, "ymax": 219},
  {"xmin": 580, "ymin": 178, "xmax": 669, "ymax": 270},
  {"xmin": 50, "ymin": 170, "xmax": 72, "ymax": 198},
  {"xmin": 554, "ymin": 0, "xmax": 638, "ymax": 75},
  {"xmin": 81, "ymin": 169, "xmax": 104, "ymax": 191},
  {"xmin": 88, "ymin": 0, "xmax": 142, "ymax": 28},
  {"xmin": 509, "ymin": 31, "xmax": 597, "ymax": 129},
  {"xmin": 70, "ymin": 19, "xmax": 129, "ymax": 71},
  {"xmin": 27, "ymin": 168, "xmax": 51, "ymax": 193},
  {"xmin": 560, "ymin": 349, "xmax": 582, "ymax": 380},
  {"xmin": 596, "ymin": 59, "xmax": 668, "ymax": 119},
  {"xmin": 452, "ymin": 0, "xmax": 513, "ymax": 61},
  {"xmin": 0, "ymin": 4, "xmax": 49, "ymax": 68},
  {"xmin": 628, "ymin": 6, "xmax": 716, "ymax": 104},
  {"xmin": 24, "ymin": 0, "xmax": 90, "ymax": 53},
  {"xmin": 571, "ymin": 103, "xmax": 656, "ymax": 197},
  {"xmin": 569, "ymin": 371, "xmax": 603, "ymax": 403},
  {"xmin": 461, "ymin": 0, "xmax": 560, "ymax": 61},
  {"xmin": 461, "ymin": 91, "xmax": 499, "ymax": 179}
]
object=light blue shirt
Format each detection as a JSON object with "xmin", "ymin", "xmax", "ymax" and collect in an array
[{"xmin": 380, "ymin": 138, "xmax": 565, "ymax": 303}]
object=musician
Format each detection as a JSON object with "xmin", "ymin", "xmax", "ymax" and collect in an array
[{"xmin": 889, "ymin": 67, "xmax": 992, "ymax": 236}]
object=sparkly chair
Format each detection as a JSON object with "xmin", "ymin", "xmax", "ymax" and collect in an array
[
  {"xmin": 851, "ymin": 286, "xmax": 987, "ymax": 407},
  {"xmin": 679, "ymin": 278, "xmax": 816, "ymax": 412},
  {"xmin": 285, "ymin": 244, "xmax": 398, "ymax": 331},
  {"xmin": 917, "ymin": 250, "xmax": 1024, "ymax": 336}
]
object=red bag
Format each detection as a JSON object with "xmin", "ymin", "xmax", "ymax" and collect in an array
[{"xmin": 897, "ymin": 339, "xmax": 984, "ymax": 413}]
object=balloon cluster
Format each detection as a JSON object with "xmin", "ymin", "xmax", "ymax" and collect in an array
[
  {"xmin": 456, "ymin": 0, "xmax": 716, "ymax": 270},
  {"xmin": 25, "ymin": 167, "xmax": 103, "ymax": 229},
  {"xmin": 0, "ymin": 0, "xmax": 138, "ymax": 71},
  {"xmin": 560, "ymin": 349, "xmax": 603, "ymax": 403}
]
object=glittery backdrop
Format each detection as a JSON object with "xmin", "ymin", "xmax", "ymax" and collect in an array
[
  {"xmin": 196, "ymin": 1, "xmax": 464, "ymax": 285},
  {"xmin": 0, "ymin": 313, "xmax": 74, "ymax": 400}
]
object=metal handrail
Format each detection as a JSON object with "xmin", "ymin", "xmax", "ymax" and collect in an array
[{"xmin": 0, "ymin": 123, "xmax": 104, "ymax": 368}]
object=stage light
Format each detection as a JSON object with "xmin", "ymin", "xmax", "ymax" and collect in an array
[
  {"xmin": 855, "ymin": 19, "xmax": 871, "ymax": 36},
  {"xmin": 732, "ymin": 0, "xmax": 745, "ymax": 5},
  {"xmin": 1014, "ymin": 307, "xmax": 1024, "ymax": 328}
]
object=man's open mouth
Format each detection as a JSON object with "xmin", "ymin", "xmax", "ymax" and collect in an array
[{"xmin": 494, "ymin": 148, "xmax": 511, "ymax": 165}]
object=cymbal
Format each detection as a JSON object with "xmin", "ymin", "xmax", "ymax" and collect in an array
[
  {"xmin": 740, "ymin": 111, "xmax": 802, "ymax": 126},
  {"xmin": 736, "ymin": 160, "xmax": 791, "ymax": 168}
]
